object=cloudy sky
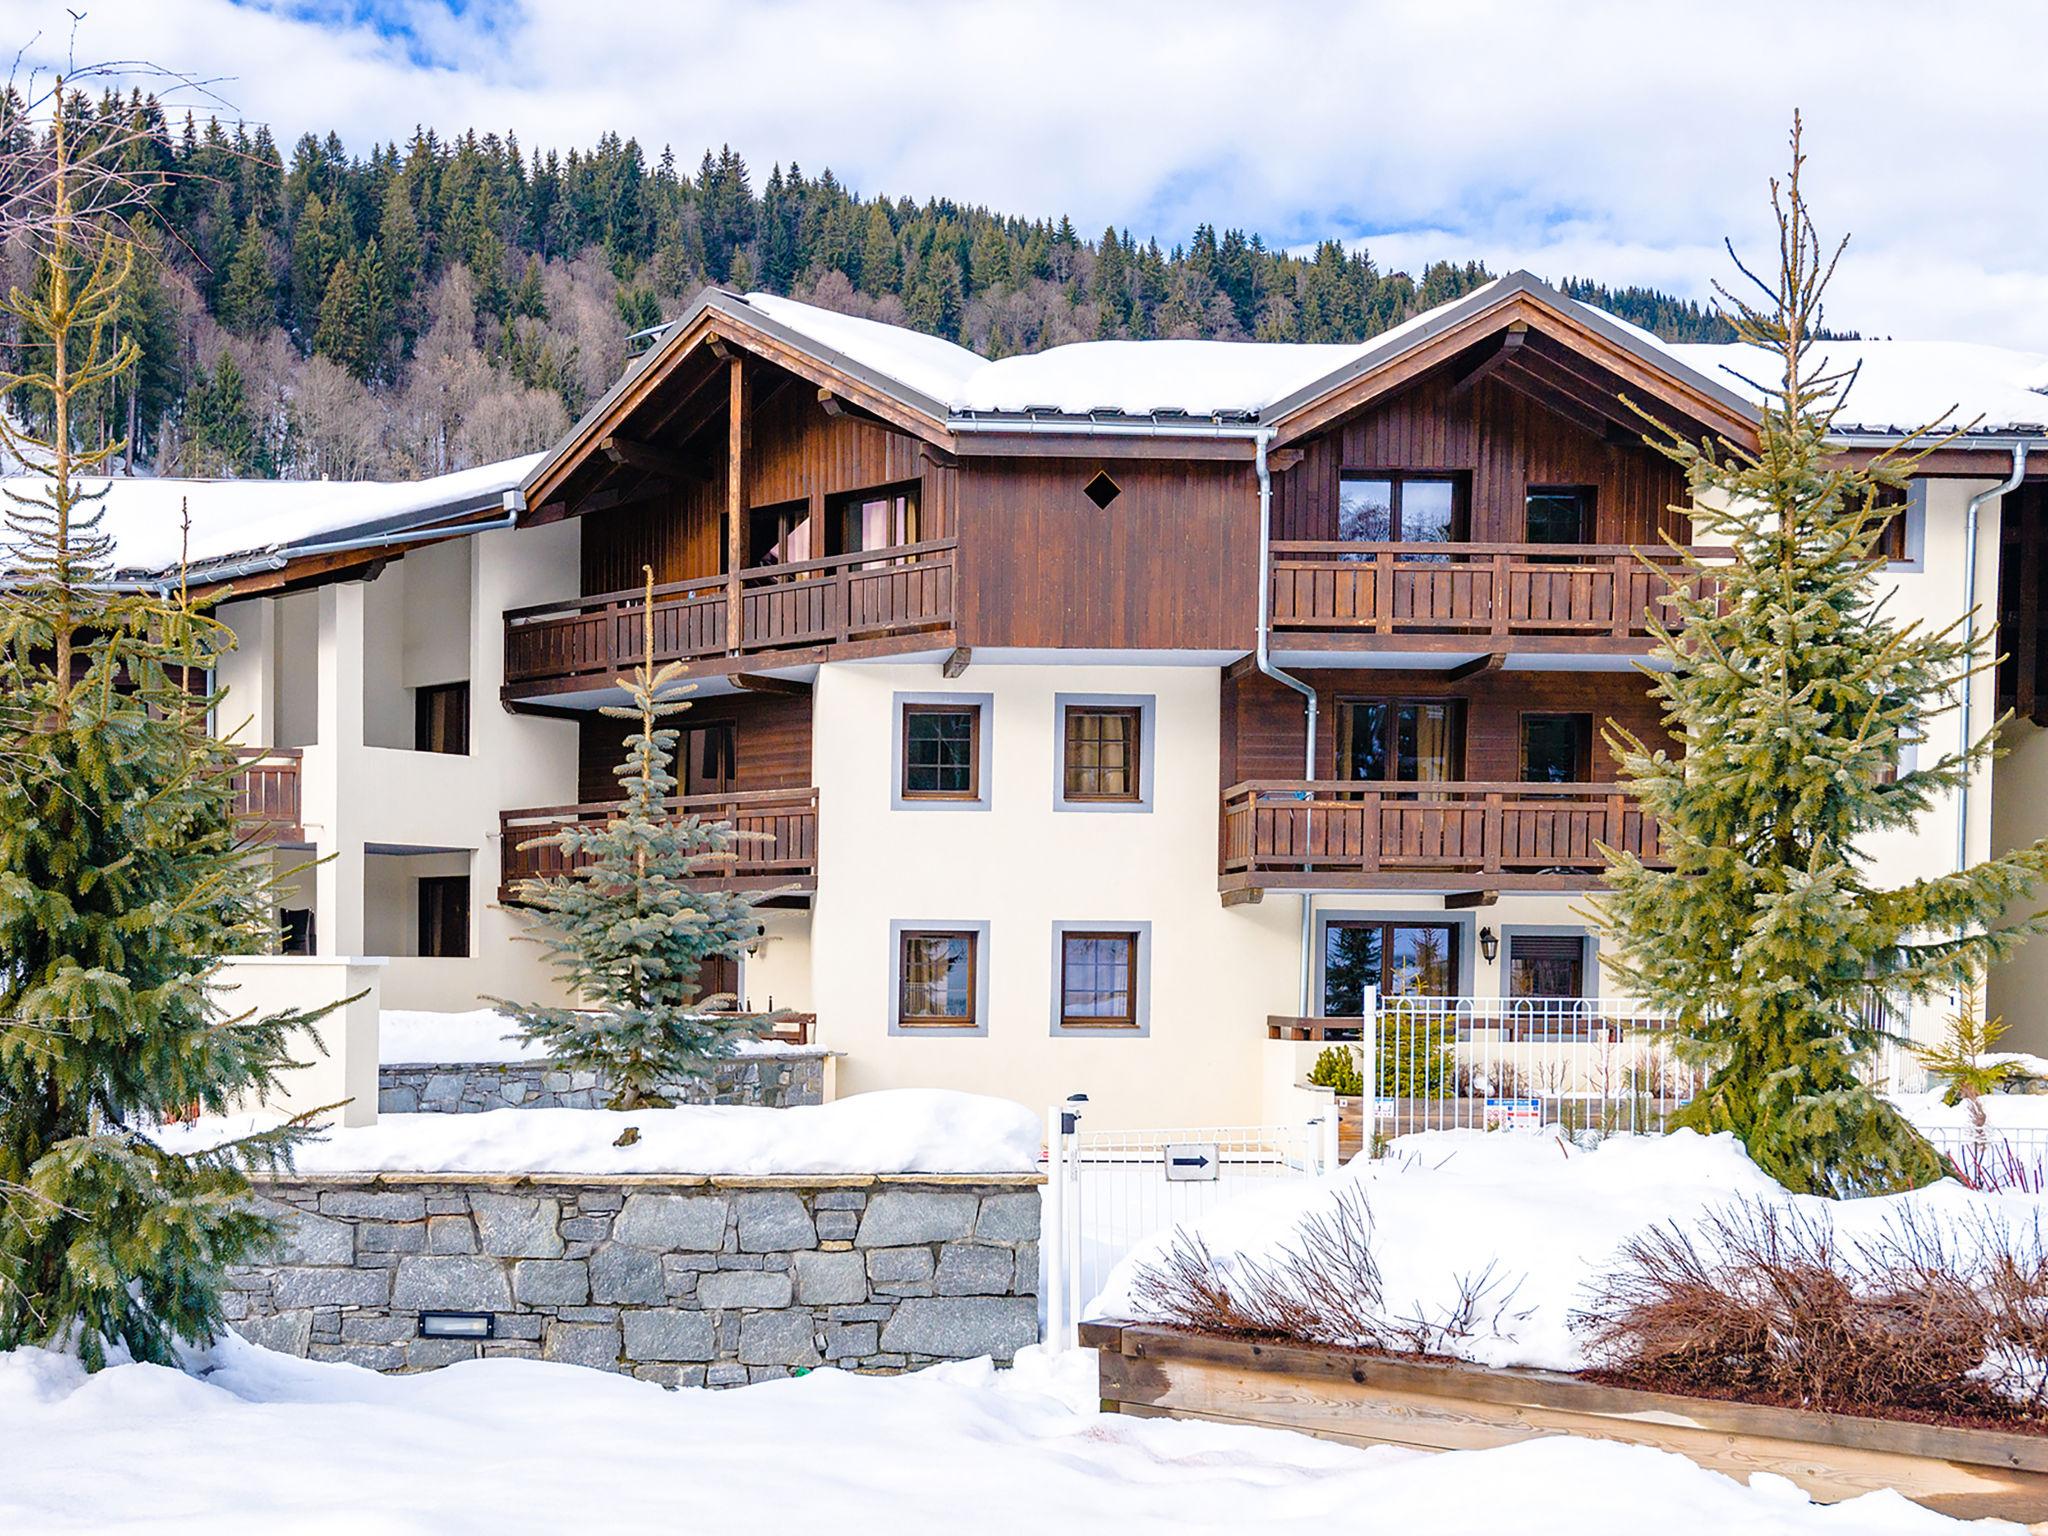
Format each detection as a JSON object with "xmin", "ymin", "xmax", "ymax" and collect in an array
[{"xmin": 6, "ymin": 0, "xmax": 2046, "ymax": 346}]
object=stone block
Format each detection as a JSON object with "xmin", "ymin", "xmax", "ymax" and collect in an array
[
  {"xmin": 311, "ymin": 1343, "xmax": 406, "ymax": 1370},
  {"xmin": 235, "ymin": 1310, "xmax": 313, "ymax": 1355},
  {"xmin": 815, "ymin": 1211, "xmax": 859, "ymax": 1242},
  {"xmin": 590, "ymin": 1244, "xmax": 666, "ymax": 1305},
  {"xmin": 814, "ymin": 1191, "xmax": 867, "ymax": 1211},
  {"xmin": 258, "ymin": 1201, "xmax": 355, "ymax": 1266},
  {"xmin": 406, "ymin": 1338, "xmax": 481, "ymax": 1370},
  {"xmin": 881, "ymin": 1296, "xmax": 1038, "ymax": 1360},
  {"xmin": 854, "ymin": 1191, "xmax": 977, "ymax": 1248},
  {"xmin": 513, "ymin": 1259, "xmax": 590, "ymax": 1306},
  {"xmin": 735, "ymin": 1192, "xmax": 816, "ymax": 1252},
  {"xmin": 974, "ymin": 1192, "xmax": 1041, "ymax": 1242},
  {"xmin": 622, "ymin": 1308, "xmax": 715, "ymax": 1363},
  {"xmin": 421, "ymin": 1073, "xmax": 465, "ymax": 1107},
  {"xmin": 342, "ymin": 1315, "xmax": 414, "ymax": 1345},
  {"xmin": 1014, "ymin": 1241, "xmax": 1040, "ymax": 1295},
  {"xmin": 865, "ymin": 1246, "xmax": 935, "ymax": 1286},
  {"xmin": 935, "ymin": 1242, "xmax": 1015, "ymax": 1297},
  {"xmin": 426, "ymin": 1216, "xmax": 477, "ymax": 1255},
  {"xmin": 496, "ymin": 1313, "xmax": 546, "ymax": 1342},
  {"xmin": 738, "ymin": 1309, "xmax": 820, "ymax": 1367},
  {"xmin": 697, "ymin": 1270, "xmax": 793, "ymax": 1310},
  {"xmin": 391, "ymin": 1256, "xmax": 513, "ymax": 1312},
  {"xmin": 794, "ymin": 1249, "xmax": 867, "ymax": 1306},
  {"xmin": 378, "ymin": 1086, "xmax": 419, "ymax": 1114},
  {"xmin": 613, "ymin": 1194, "xmax": 726, "ymax": 1251},
  {"xmin": 471, "ymin": 1194, "xmax": 564, "ymax": 1259},
  {"xmin": 559, "ymin": 1216, "xmax": 611, "ymax": 1243},
  {"xmin": 544, "ymin": 1321, "xmax": 623, "ymax": 1371},
  {"xmin": 824, "ymin": 1321, "xmax": 879, "ymax": 1360},
  {"xmin": 318, "ymin": 1190, "xmax": 425, "ymax": 1221},
  {"xmin": 706, "ymin": 1363, "xmax": 748, "ymax": 1387},
  {"xmin": 357, "ymin": 1222, "xmax": 426, "ymax": 1255},
  {"xmin": 270, "ymin": 1267, "xmax": 391, "ymax": 1310}
]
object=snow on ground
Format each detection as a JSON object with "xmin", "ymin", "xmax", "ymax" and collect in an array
[
  {"xmin": 1896, "ymin": 1081, "xmax": 2048, "ymax": 1135},
  {"xmin": 377, "ymin": 1007, "xmax": 826, "ymax": 1066},
  {"xmin": 152, "ymin": 1090, "xmax": 1041, "ymax": 1177},
  {"xmin": 0, "ymin": 1336, "xmax": 1992, "ymax": 1536},
  {"xmin": 1089, "ymin": 1128, "xmax": 2048, "ymax": 1373}
]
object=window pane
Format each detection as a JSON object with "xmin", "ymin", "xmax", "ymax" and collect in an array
[
  {"xmin": 1063, "ymin": 707, "xmax": 1138, "ymax": 800},
  {"xmin": 1395, "ymin": 702, "xmax": 1457, "ymax": 782},
  {"xmin": 1388, "ymin": 925, "xmax": 1455, "ymax": 997},
  {"xmin": 1525, "ymin": 489, "xmax": 1590, "ymax": 544},
  {"xmin": 901, "ymin": 933, "xmax": 973, "ymax": 1020},
  {"xmin": 1337, "ymin": 477, "xmax": 1394, "ymax": 559},
  {"xmin": 1520, "ymin": 713, "xmax": 1589, "ymax": 784},
  {"xmin": 1400, "ymin": 479, "xmax": 1457, "ymax": 545},
  {"xmin": 1340, "ymin": 701, "xmax": 1388, "ymax": 781},
  {"xmin": 1323, "ymin": 923, "xmax": 1381, "ymax": 1016},
  {"xmin": 1509, "ymin": 936, "xmax": 1585, "ymax": 999},
  {"xmin": 904, "ymin": 708, "xmax": 975, "ymax": 796},
  {"xmin": 1061, "ymin": 933, "xmax": 1134, "ymax": 1024}
]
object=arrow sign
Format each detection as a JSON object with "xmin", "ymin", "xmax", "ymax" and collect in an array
[{"xmin": 1164, "ymin": 1142, "xmax": 1220, "ymax": 1182}]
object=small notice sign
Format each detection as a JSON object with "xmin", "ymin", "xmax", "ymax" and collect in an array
[
  {"xmin": 1484, "ymin": 1097, "xmax": 1544, "ymax": 1132},
  {"xmin": 1164, "ymin": 1143, "xmax": 1220, "ymax": 1181}
]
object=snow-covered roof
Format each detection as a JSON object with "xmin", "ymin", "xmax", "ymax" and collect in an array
[
  {"xmin": 2, "ymin": 453, "xmax": 540, "ymax": 582},
  {"xmin": 1664, "ymin": 338, "xmax": 2048, "ymax": 436}
]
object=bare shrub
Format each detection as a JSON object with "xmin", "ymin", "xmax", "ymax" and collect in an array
[
  {"xmin": 1129, "ymin": 1185, "xmax": 1525, "ymax": 1356},
  {"xmin": 1574, "ymin": 1197, "xmax": 2048, "ymax": 1422}
]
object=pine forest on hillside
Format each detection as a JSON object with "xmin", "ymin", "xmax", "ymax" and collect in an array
[{"xmin": 0, "ymin": 91, "xmax": 1740, "ymax": 482}]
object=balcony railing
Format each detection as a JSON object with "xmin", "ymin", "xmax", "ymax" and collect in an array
[
  {"xmin": 499, "ymin": 787, "xmax": 819, "ymax": 901},
  {"xmin": 232, "ymin": 748, "xmax": 304, "ymax": 844},
  {"xmin": 1267, "ymin": 542, "xmax": 1715, "ymax": 643},
  {"xmin": 503, "ymin": 540, "xmax": 957, "ymax": 691},
  {"xmin": 1221, "ymin": 779, "xmax": 1664, "ymax": 890}
]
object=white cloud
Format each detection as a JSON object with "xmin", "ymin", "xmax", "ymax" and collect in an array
[{"xmin": 6, "ymin": 0, "xmax": 2047, "ymax": 344}]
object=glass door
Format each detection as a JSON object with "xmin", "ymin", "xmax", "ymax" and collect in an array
[{"xmin": 1322, "ymin": 920, "xmax": 1460, "ymax": 1014}]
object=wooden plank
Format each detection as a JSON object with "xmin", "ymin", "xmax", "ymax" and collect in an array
[
  {"xmin": 726, "ymin": 356, "xmax": 746, "ymax": 653},
  {"xmin": 1093, "ymin": 1331, "xmax": 2048, "ymax": 1519}
]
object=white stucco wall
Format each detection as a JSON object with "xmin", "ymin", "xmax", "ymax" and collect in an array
[
  {"xmin": 808, "ymin": 659, "xmax": 1302, "ymax": 1128},
  {"xmin": 1989, "ymin": 718, "xmax": 2048, "ymax": 1053}
]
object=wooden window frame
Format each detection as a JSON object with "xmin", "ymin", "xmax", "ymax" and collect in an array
[
  {"xmin": 1517, "ymin": 710, "xmax": 1594, "ymax": 785},
  {"xmin": 1064, "ymin": 933, "xmax": 1146, "ymax": 1028},
  {"xmin": 1061, "ymin": 704, "xmax": 1142, "ymax": 804},
  {"xmin": 1523, "ymin": 484, "xmax": 1596, "ymax": 545},
  {"xmin": 827, "ymin": 480, "xmax": 922, "ymax": 559},
  {"xmin": 1505, "ymin": 931, "xmax": 1590, "ymax": 1002},
  {"xmin": 1335, "ymin": 697, "xmax": 1467, "ymax": 783},
  {"xmin": 1336, "ymin": 470, "xmax": 1471, "ymax": 545},
  {"xmin": 895, "ymin": 928, "xmax": 981, "ymax": 1030},
  {"xmin": 1320, "ymin": 917, "xmax": 1463, "ymax": 1014},
  {"xmin": 899, "ymin": 703, "xmax": 982, "ymax": 802},
  {"xmin": 414, "ymin": 680, "xmax": 470, "ymax": 756}
]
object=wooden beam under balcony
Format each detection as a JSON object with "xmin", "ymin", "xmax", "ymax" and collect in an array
[{"xmin": 601, "ymin": 434, "xmax": 703, "ymax": 482}]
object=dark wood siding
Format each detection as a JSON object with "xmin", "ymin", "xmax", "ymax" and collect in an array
[
  {"xmin": 577, "ymin": 692, "xmax": 813, "ymax": 804},
  {"xmin": 577, "ymin": 369, "xmax": 956, "ymax": 598},
  {"xmin": 1272, "ymin": 373, "xmax": 1691, "ymax": 546},
  {"xmin": 1221, "ymin": 666, "xmax": 1670, "ymax": 785},
  {"xmin": 955, "ymin": 455, "xmax": 1258, "ymax": 649}
]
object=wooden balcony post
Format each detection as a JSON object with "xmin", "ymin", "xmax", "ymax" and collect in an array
[
  {"xmin": 725, "ymin": 355, "xmax": 745, "ymax": 653},
  {"xmin": 1490, "ymin": 551, "xmax": 1510, "ymax": 637},
  {"xmin": 1374, "ymin": 549, "xmax": 1395, "ymax": 634},
  {"xmin": 1611, "ymin": 553, "xmax": 1633, "ymax": 639},
  {"xmin": 1484, "ymin": 790, "xmax": 1504, "ymax": 875}
]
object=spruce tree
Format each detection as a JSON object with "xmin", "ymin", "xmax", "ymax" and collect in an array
[
  {"xmin": 1593, "ymin": 120, "xmax": 2048, "ymax": 1196},
  {"xmin": 0, "ymin": 82, "xmax": 327, "ymax": 1369},
  {"xmin": 497, "ymin": 572, "xmax": 778, "ymax": 1111}
]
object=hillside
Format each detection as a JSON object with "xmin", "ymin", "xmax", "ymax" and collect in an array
[{"xmin": 7, "ymin": 96, "xmax": 1737, "ymax": 481}]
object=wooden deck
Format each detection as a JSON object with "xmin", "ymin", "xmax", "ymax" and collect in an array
[
  {"xmin": 1267, "ymin": 542, "xmax": 1714, "ymax": 649},
  {"xmin": 502, "ymin": 541, "xmax": 956, "ymax": 697},
  {"xmin": 499, "ymin": 787, "xmax": 819, "ymax": 901},
  {"xmin": 1221, "ymin": 779, "xmax": 1663, "ymax": 892}
]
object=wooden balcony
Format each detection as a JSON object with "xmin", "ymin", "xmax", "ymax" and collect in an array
[
  {"xmin": 1267, "ymin": 542, "xmax": 1714, "ymax": 653},
  {"xmin": 503, "ymin": 540, "xmax": 956, "ymax": 697},
  {"xmin": 1220, "ymin": 779, "xmax": 1664, "ymax": 893},
  {"xmin": 499, "ymin": 787, "xmax": 819, "ymax": 902},
  {"xmin": 232, "ymin": 749, "xmax": 304, "ymax": 844}
]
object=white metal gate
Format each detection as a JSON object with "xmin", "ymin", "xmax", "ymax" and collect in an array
[{"xmin": 1044, "ymin": 1103, "xmax": 1337, "ymax": 1350}]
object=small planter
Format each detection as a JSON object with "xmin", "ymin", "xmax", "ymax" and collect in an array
[{"xmin": 1082, "ymin": 1320, "xmax": 2048, "ymax": 1521}]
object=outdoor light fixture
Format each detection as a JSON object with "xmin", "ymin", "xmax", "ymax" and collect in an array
[
  {"xmin": 1479, "ymin": 927, "xmax": 1499, "ymax": 963},
  {"xmin": 418, "ymin": 1311, "xmax": 495, "ymax": 1340}
]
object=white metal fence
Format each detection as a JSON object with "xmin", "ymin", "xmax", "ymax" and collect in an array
[
  {"xmin": 1043, "ymin": 1106, "xmax": 1337, "ymax": 1350},
  {"xmin": 1322, "ymin": 990, "xmax": 1915, "ymax": 1151}
]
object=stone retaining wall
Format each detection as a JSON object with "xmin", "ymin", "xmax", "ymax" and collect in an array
[
  {"xmin": 230, "ymin": 1172, "xmax": 1040, "ymax": 1386},
  {"xmin": 377, "ymin": 1050, "xmax": 832, "ymax": 1114}
]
